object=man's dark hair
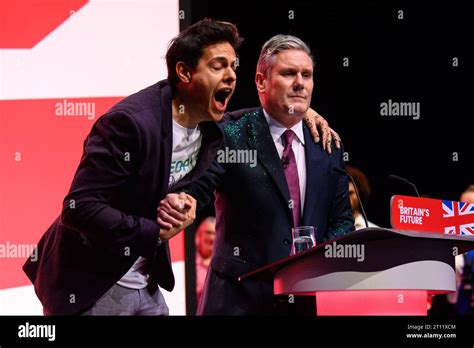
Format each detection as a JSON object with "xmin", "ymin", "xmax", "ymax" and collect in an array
[{"xmin": 166, "ymin": 18, "xmax": 243, "ymax": 86}]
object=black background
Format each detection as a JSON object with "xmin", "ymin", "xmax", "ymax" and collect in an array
[
  {"xmin": 0, "ymin": 315, "xmax": 472, "ymax": 345},
  {"xmin": 185, "ymin": 0, "xmax": 473, "ymax": 227}
]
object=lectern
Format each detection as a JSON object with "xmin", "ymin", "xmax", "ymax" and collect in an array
[{"xmin": 239, "ymin": 228, "xmax": 474, "ymax": 315}]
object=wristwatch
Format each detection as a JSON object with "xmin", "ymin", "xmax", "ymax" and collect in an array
[{"xmin": 157, "ymin": 234, "xmax": 162, "ymax": 247}]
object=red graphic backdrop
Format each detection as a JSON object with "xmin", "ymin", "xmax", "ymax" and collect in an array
[
  {"xmin": 0, "ymin": 0, "xmax": 183, "ymax": 314},
  {"xmin": 0, "ymin": 0, "xmax": 89, "ymax": 48},
  {"xmin": 0, "ymin": 98, "xmax": 185, "ymax": 289}
]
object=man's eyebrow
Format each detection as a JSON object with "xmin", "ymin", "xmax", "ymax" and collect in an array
[
  {"xmin": 209, "ymin": 56, "xmax": 230, "ymax": 63},
  {"xmin": 280, "ymin": 66, "xmax": 312, "ymax": 72}
]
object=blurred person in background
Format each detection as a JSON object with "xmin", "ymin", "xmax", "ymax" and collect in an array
[
  {"xmin": 346, "ymin": 165, "xmax": 378, "ymax": 230},
  {"xmin": 429, "ymin": 185, "xmax": 474, "ymax": 315},
  {"xmin": 455, "ymin": 185, "xmax": 474, "ymax": 315},
  {"xmin": 195, "ymin": 217, "xmax": 216, "ymax": 304}
]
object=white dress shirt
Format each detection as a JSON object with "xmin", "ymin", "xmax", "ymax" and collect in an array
[
  {"xmin": 263, "ymin": 109, "xmax": 307, "ymax": 214},
  {"xmin": 354, "ymin": 212, "xmax": 379, "ymax": 230}
]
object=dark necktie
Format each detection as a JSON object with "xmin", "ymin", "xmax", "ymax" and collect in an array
[{"xmin": 281, "ymin": 130, "xmax": 301, "ymax": 227}]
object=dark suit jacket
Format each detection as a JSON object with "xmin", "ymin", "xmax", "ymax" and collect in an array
[
  {"xmin": 23, "ymin": 80, "xmax": 223, "ymax": 315},
  {"xmin": 173, "ymin": 108, "xmax": 354, "ymax": 315}
]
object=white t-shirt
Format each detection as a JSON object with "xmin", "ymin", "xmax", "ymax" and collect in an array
[{"xmin": 117, "ymin": 119, "xmax": 202, "ymax": 289}]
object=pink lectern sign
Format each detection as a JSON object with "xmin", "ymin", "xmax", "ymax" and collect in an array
[{"xmin": 391, "ymin": 195, "xmax": 474, "ymax": 235}]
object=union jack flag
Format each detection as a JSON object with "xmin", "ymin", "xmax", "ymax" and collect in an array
[{"xmin": 442, "ymin": 200, "xmax": 474, "ymax": 235}]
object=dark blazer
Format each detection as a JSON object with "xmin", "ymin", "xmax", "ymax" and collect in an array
[
  {"xmin": 23, "ymin": 80, "xmax": 223, "ymax": 315},
  {"xmin": 173, "ymin": 108, "xmax": 354, "ymax": 315}
]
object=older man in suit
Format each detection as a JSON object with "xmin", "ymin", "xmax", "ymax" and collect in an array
[{"xmin": 159, "ymin": 34, "xmax": 354, "ymax": 315}]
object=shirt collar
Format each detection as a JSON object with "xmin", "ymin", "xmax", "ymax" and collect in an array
[
  {"xmin": 354, "ymin": 212, "xmax": 365, "ymax": 230},
  {"xmin": 263, "ymin": 108, "xmax": 305, "ymax": 145}
]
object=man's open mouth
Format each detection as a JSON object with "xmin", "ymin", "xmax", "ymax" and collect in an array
[{"xmin": 213, "ymin": 88, "xmax": 233, "ymax": 112}]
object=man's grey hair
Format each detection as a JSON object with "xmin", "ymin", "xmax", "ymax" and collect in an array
[{"xmin": 256, "ymin": 34, "xmax": 313, "ymax": 77}]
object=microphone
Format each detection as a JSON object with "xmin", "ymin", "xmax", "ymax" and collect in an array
[
  {"xmin": 333, "ymin": 166, "xmax": 369, "ymax": 229},
  {"xmin": 388, "ymin": 174, "xmax": 420, "ymax": 197}
]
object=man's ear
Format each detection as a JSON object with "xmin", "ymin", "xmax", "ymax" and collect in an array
[
  {"xmin": 255, "ymin": 72, "xmax": 266, "ymax": 93},
  {"xmin": 176, "ymin": 62, "xmax": 192, "ymax": 83}
]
